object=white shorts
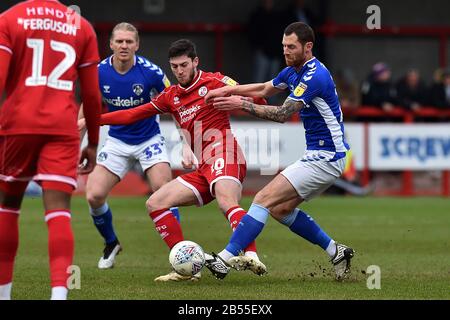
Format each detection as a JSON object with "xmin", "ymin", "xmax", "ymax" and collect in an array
[
  {"xmin": 281, "ymin": 157, "xmax": 346, "ymax": 201},
  {"xmin": 97, "ymin": 135, "xmax": 170, "ymax": 179}
]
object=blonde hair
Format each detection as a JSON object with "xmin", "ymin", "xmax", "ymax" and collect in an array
[{"xmin": 110, "ymin": 22, "xmax": 139, "ymax": 42}]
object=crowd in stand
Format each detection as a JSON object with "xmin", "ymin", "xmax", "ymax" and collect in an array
[{"xmin": 337, "ymin": 62, "xmax": 450, "ymax": 112}]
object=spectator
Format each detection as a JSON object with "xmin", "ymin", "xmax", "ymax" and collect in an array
[
  {"xmin": 335, "ymin": 68, "xmax": 360, "ymax": 109},
  {"xmin": 248, "ymin": 0, "xmax": 284, "ymax": 83},
  {"xmin": 429, "ymin": 68, "xmax": 450, "ymax": 108},
  {"xmin": 361, "ymin": 62, "xmax": 397, "ymax": 111},
  {"xmin": 396, "ymin": 69, "xmax": 428, "ymax": 111}
]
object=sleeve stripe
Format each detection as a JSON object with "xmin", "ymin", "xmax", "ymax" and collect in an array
[
  {"xmin": 0, "ymin": 45, "xmax": 12, "ymax": 55},
  {"xmin": 273, "ymin": 82, "xmax": 288, "ymax": 89},
  {"xmin": 78, "ymin": 61, "xmax": 97, "ymax": 69},
  {"xmin": 287, "ymin": 96, "xmax": 306, "ymax": 104},
  {"xmin": 150, "ymin": 101, "xmax": 164, "ymax": 113}
]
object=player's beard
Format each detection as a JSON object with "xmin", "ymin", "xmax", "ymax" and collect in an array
[
  {"xmin": 285, "ymin": 47, "xmax": 306, "ymax": 68},
  {"xmin": 178, "ymin": 68, "xmax": 196, "ymax": 87}
]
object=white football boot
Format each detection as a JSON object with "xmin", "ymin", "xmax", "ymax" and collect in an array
[
  {"xmin": 98, "ymin": 241, "xmax": 122, "ymax": 269},
  {"xmin": 154, "ymin": 271, "xmax": 201, "ymax": 282},
  {"xmin": 228, "ymin": 255, "xmax": 267, "ymax": 276}
]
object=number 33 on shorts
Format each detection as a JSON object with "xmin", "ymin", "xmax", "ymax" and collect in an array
[{"xmin": 143, "ymin": 143, "xmax": 163, "ymax": 160}]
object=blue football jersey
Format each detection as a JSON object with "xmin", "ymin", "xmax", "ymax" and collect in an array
[
  {"xmin": 272, "ymin": 57, "xmax": 350, "ymax": 161},
  {"xmin": 98, "ymin": 55, "xmax": 170, "ymax": 145}
]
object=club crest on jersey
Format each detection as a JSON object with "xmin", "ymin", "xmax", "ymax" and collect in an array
[
  {"xmin": 103, "ymin": 85, "xmax": 110, "ymax": 93},
  {"xmin": 174, "ymin": 96, "xmax": 180, "ymax": 104},
  {"xmin": 293, "ymin": 82, "xmax": 308, "ymax": 97},
  {"xmin": 133, "ymin": 84, "xmax": 144, "ymax": 96},
  {"xmin": 198, "ymin": 86, "xmax": 208, "ymax": 97}
]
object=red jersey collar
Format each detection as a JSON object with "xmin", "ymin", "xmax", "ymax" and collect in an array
[{"xmin": 177, "ymin": 70, "xmax": 202, "ymax": 92}]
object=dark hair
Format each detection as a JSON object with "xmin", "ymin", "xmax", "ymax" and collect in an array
[
  {"xmin": 284, "ymin": 22, "xmax": 315, "ymax": 45},
  {"xmin": 168, "ymin": 39, "xmax": 197, "ymax": 59}
]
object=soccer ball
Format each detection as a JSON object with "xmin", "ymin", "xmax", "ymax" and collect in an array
[{"xmin": 169, "ymin": 240, "xmax": 205, "ymax": 276}]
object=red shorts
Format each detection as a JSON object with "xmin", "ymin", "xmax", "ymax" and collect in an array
[
  {"xmin": 0, "ymin": 135, "xmax": 80, "ymax": 194},
  {"xmin": 177, "ymin": 153, "xmax": 247, "ymax": 206}
]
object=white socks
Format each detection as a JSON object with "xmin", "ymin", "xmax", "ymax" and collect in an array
[
  {"xmin": 218, "ymin": 250, "xmax": 235, "ymax": 263},
  {"xmin": 0, "ymin": 283, "xmax": 68, "ymax": 300},
  {"xmin": 51, "ymin": 286, "xmax": 68, "ymax": 300},
  {"xmin": 326, "ymin": 240, "xmax": 337, "ymax": 258},
  {"xmin": 0, "ymin": 283, "xmax": 12, "ymax": 300},
  {"xmin": 244, "ymin": 251, "xmax": 259, "ymax": 261},
  {"xmin": 218, "ymin": 250, "xmax": 260, "ymax": 263}
]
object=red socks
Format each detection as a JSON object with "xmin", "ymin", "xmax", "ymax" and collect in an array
[
  {"xmin": 45, "ymin": 210, "xmax": 73, "ymax": 288},
  {"xmin": 225, "ymin": 206, "xmax": 257, "ymax": 253},
  {"xmin": 150, "ymin": 208, "xmax": 184, "ymax": 249},
  {"xmin": 0, "ymin": 207, "xmax": 19, "ymax": 285}
]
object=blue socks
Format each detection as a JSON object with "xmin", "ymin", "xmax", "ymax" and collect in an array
[
  {"xmin": 226, "ymin": 203, "xmax": 269, "ymax": 255},
  {"xmin": 90, "ymin": 203, "xmax": 117, "ymax": 245},
  {"xmin": 280, "ymin": 208, "xmax": 332, "ymax": 250}
]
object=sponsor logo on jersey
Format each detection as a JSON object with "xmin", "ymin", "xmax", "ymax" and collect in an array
[
  {"xmin": 198, "ymin": 86, "xmax": 208, "ymax": 97},
  {"xmin": 178, "ymin": 104, "xmax": 201, "ymax": 124},
  {"xmin": 221, "ymin": 76, "xmax": 237, "ymax": 86},
  {"xmin": 132, "ymin": 84, "xmax": 144, "ymax": 96},
  {"xmin": 104, "ymin": 96, "xmax": 145, "ymax": 107},
  {"xmin": 103, "ymin": 85, "xmax": 110, "ymax": 93},
  {"xmin": 293, "ymin": 82, "xmax": 307, "ymax": 97}
]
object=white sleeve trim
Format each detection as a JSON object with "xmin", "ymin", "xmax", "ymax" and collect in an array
[
  {"xmin": 0, "ymin": 45, "xmax": 12, "ymax": 55},
  {"xmin": 78, "ymin": 61, "xmax": 97, "ymax": 69},
  {"xmin": 150, "ymin": 101, "xmax": 164, "ymax": 113}
]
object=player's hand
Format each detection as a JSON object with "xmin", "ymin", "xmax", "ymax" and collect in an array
[
  {"xmin": 181, "ymin": 143, "xmax": 197, "ymax": 170},
  {"xmin": 213, "ymin": 95, "xmax": 251, "ymax": 111},
  {"xmin": 204, "ymin": 87, "xmax": 230, "ymax": 103},
  {"xmin": 78, "ymin": 118, "xmax": 86, "ymax": 131},
  {"xmin": 78, "ymin": 144, "xmax": 97, "ymax": 175}
]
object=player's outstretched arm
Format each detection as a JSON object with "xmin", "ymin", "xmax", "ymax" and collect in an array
[
  {"xmin": 214, "ymin": 96, "xmax": 303, "ymax": 123},
  {"xmin": 205, "ymin": 81, "xmax": 278, "ymax": 102},
  {"xmin": 100, "ymin": 102, "xmax": 161, "ymax": 126}
]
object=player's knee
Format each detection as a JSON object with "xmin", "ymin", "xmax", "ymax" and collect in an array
[
  {"xmin": 145, "ymin": 196, "xmax": 162, "ymax": 213},
  {"xmin": 270, "ymin": 203, "xmax": 293, "ymax": 221},
  {"xmin": 150, "ymin": 178, "xmax": 170, "ymax": 193},
  {"xmin": 253, "ymin": 190, "xmax": 271, "ymax": 208},
  {"xmin": 86, "ymin": 191, "xmax": 106, "ymax": 208}
]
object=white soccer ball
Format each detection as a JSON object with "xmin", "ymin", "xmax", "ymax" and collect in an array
[{"xmin": 169, "ymin": 240, "xmax": 205, "ymax": 276}]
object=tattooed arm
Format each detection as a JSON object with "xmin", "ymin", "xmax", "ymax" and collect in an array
[{"xmin": 213, "ymin": 96, "xmax": 303, "ymax": 123}]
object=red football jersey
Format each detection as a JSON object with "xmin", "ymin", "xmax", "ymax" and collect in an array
[
  {"xmin": 150, "ymin": 70, "xmax": 242, "ymax": 164},
  {"xmin": 0, "ymin": 0, "xmax": 100, "ymax": 137}
]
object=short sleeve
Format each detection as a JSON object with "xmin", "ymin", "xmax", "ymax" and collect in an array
[
  {"xmin": 272, "ymin": 67, "xmax": 290, "ymax": 90},
  {"xmin": 151, "ymin": 70, "xmax": 170, "ymax": 93},
  {"xmin": 78, "ymin": 19, "xmax": 100, "ymax": 68},
  {"xmin": 150, "ymin": 90, "xmax": 172, "ymax": 113},
  {"xmin": 211, "ymin": 72, "xmax": 238, "ymax": 89},
  {"xmin": 0, "ymin": 13, "xmax": 12, "ymax": 55},
  {"xmin": 287, "ymin": 73, "xmax": 323, "ymax": 105}
]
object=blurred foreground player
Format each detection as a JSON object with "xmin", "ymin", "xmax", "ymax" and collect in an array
[{"xmin": 0, "ymin": 0, "xmax": 101, "ymax": 299}]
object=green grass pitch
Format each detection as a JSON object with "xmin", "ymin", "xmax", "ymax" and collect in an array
[{"xmin": 11, "ymin": 196, "xmax": 450, "ymax": 300}]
